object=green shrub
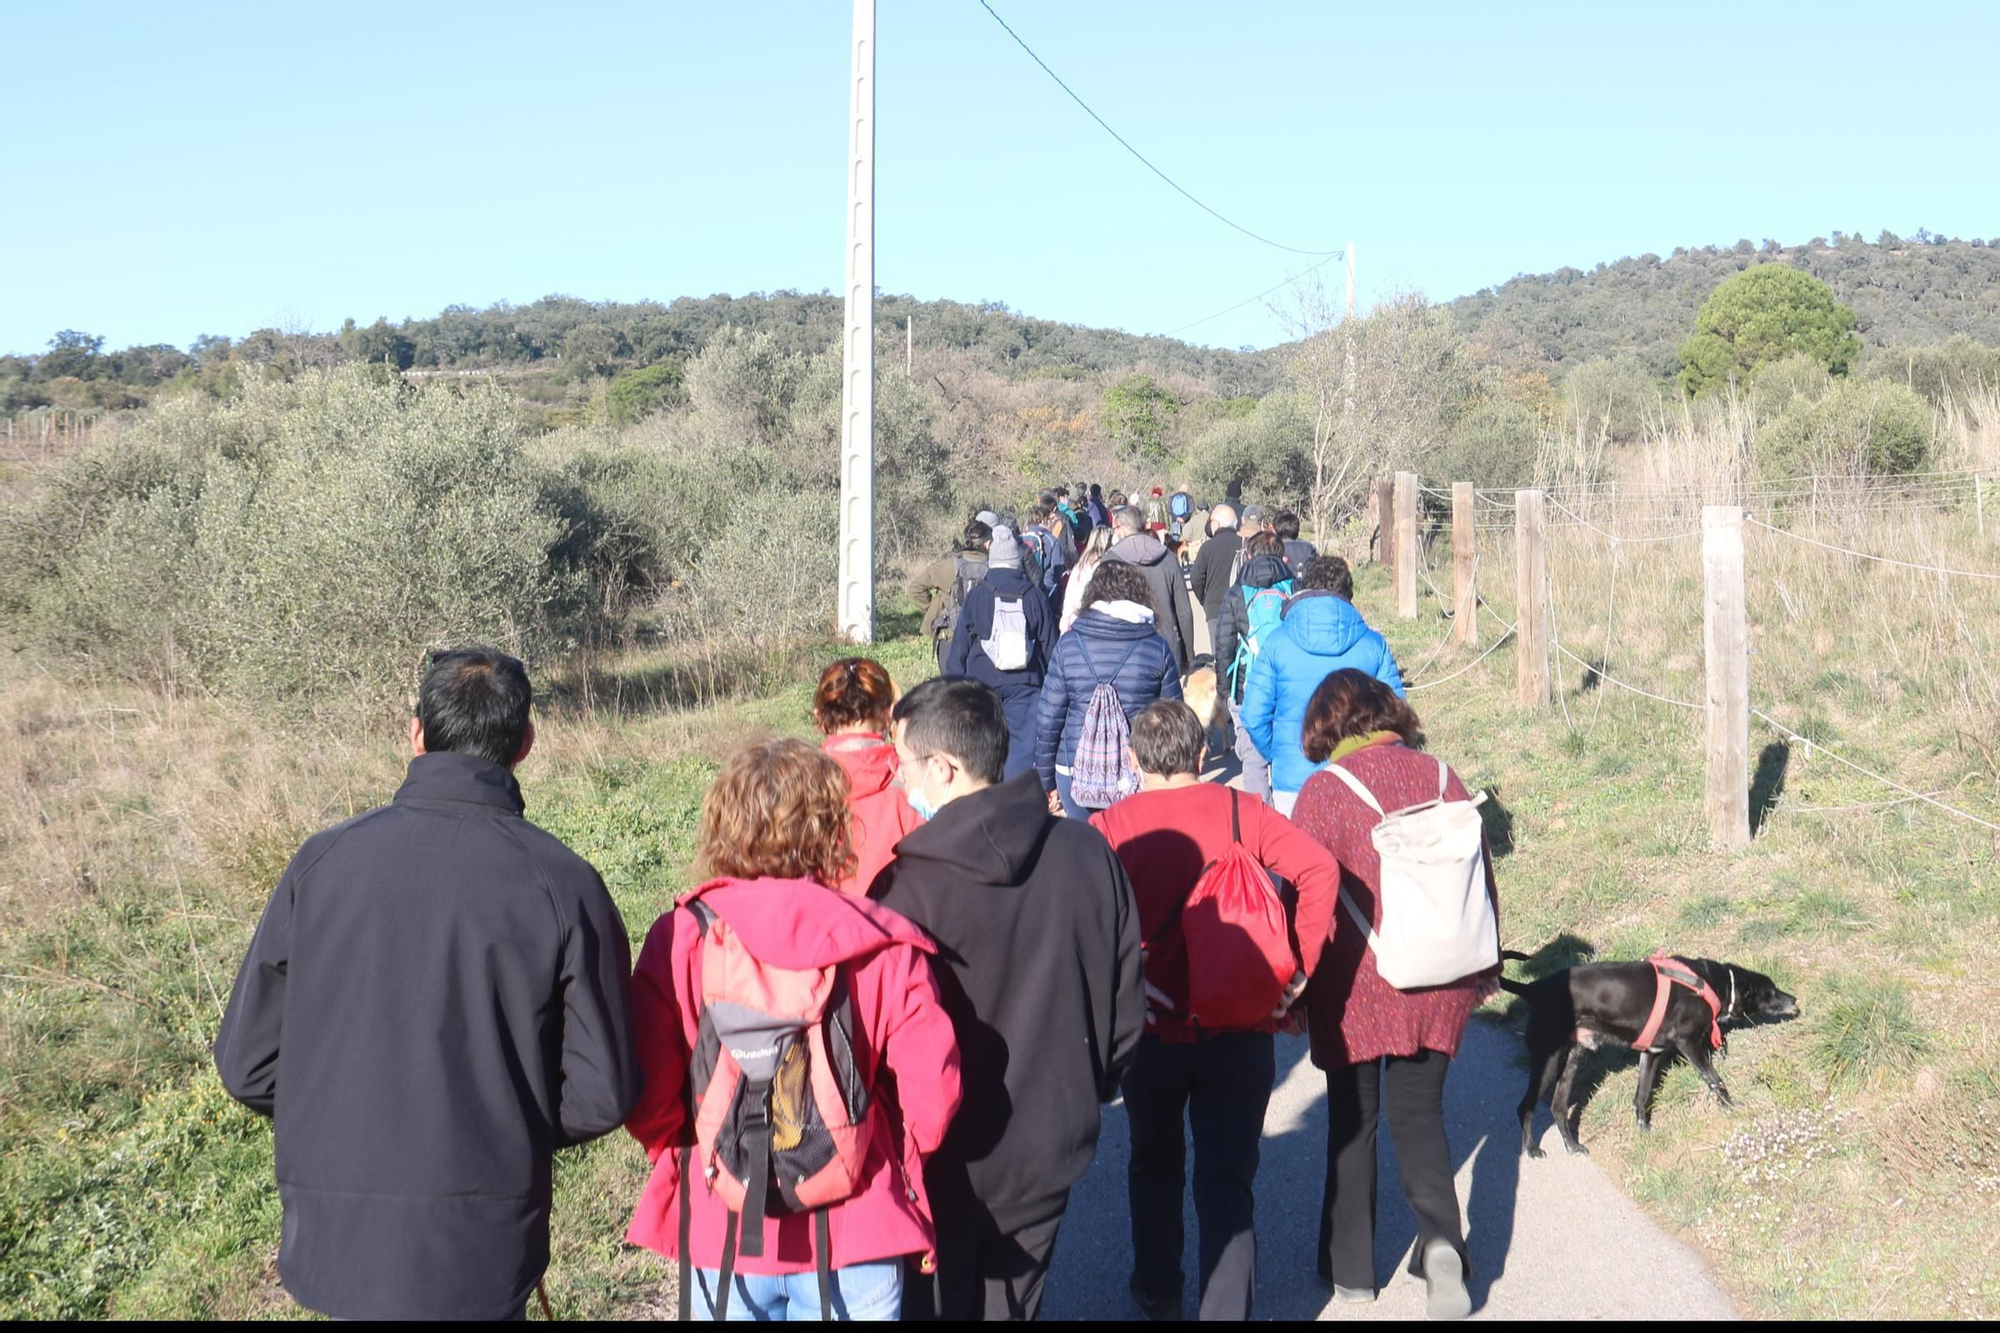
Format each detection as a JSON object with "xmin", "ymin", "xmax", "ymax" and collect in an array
[
  {"xmin": 1182, "ymin": 392, "xmax": 1312, "ymax": 508},
  {"xmin": 604, "ymin": 361, "xmax": 683, "ymax": 425},
  {"xmin": 1431, "ymin": 399, "xmax": 1543, "ymax": 492},
  {"xmin": 5, "ymin": 368, "xmax": 577, "ymax": 710},
  {"xmin": 1757, "ymin": 378, "xmax": 1934, "ymax": 478}
]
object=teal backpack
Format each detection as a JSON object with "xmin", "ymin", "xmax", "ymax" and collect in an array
[{"xmin": 1227, "ymin": 580, "xmax": 1295, "ymax": 690}]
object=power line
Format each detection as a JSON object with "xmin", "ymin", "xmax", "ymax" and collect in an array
[
  {"xmin": 975, "ymin": 1, "xmax": 1339, "ymax": 258},
  {"xmin": 1163, "ymin": 252, "xmax": 1342, "ymax": 337}
]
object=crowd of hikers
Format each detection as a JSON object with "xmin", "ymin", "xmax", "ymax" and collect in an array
[{"xmin": 214, "ymin": 481, "xmax": 1503, "ymax": 1323}]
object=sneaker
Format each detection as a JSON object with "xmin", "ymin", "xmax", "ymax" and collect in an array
[
  {"xmin": 1128, "ymin": 1276, "xmax": 1183, "ymax": 1322},
  {"xmin": 1334, "ymin": 1284, "xmax": 1376, "ymax": 1304},
  {"xmin": 1422, "ymin": 1238, "xmax": 1471, "ymax": 1321}
]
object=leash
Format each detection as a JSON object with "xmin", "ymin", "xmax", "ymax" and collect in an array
[
  {"xmin": 1633, "ymin": 951, "xmax": 1725, "ymax": 1052},
  {"xmin": 535, "ymin": 1280, "xmax": 554, "ymax": 1320}
]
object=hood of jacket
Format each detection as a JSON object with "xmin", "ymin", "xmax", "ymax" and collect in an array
[
  {"xmin": 1280, "ymin": 590, "xmax": 1373, "ymax": 656},
  {"xmin": 1238, "ymin": 552, "xmax": 1293, "ymax": 591},
  {"xmin": 1072, "ymin": 607, "xmax": 1161, "ymax": 642},
  {"xmin": 1107, "ymin": 533, "xmax": 1170, "ymax": 568},
  {"xmin": 822, "ymin": 734, "xmax": 899, "ymax": 800},
  {"xmin": 984, "ymin": 565, "xmax": 1036, "ymax": 596},
  {"xmin": 684, "ymin": 876, "xmax": 935, "ymax": 968},
  {"xmin": 891, "ymin": 773, "xmax": 1052, "ymax": 888}
]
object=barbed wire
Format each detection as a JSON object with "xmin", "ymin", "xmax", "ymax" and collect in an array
[
  {"xmin": 1750, "ymin": 707, "xmax": 2000, "ymax": 834},
  {"xmin": 1747, "ymin": 517, "xmax": 2000, "ymax": 580}
]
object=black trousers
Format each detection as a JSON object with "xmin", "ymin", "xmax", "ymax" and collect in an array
[
  {"xmin": 1318, "ymin": 1050, "xmax": 1469, "ymax": 1290},
  {"xmin": 1123, "ymin": 1030, "xmax": 1275, "ymax": 1321},
  {"xmin": 907, "ymin": 1197, "xmax": 1068, "ymax": 1321}
]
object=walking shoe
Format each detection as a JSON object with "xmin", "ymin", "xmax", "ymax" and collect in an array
[
  {"xmin": 1334, "ymin": 1284, "xmax": 1377, "ymax": 1304},
  {"xmin": 1128, "ymin": 1276, "xmax": 1183, "ymax": 1321},
  {"xmin": 1421, "ymin": 1238, "xmax": 1471, "ymax": 1320}
]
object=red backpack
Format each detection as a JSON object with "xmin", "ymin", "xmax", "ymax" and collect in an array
[
  {"xmin": 675, "ymin": 894, "xmax": 876, "ymax": 1321},
  {"xmin": 1147, "ymin": 789, "xmax": 1298, "ymax": 1030}
]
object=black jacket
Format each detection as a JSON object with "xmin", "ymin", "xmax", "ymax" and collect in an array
[
  {"xmin": 1189, "ymin": 528, "xmax": 1243, "ymax": 622},
  {"xmin": 946, "ymin": 565, "xmax": 1058, "ymax": 689},
  {"xmin": 1214, "ymin": 553, "xmax": 1299, "ymax": 704},
  {"xmin": 1106, "ymin": 532, "xmax": 1197, "ymax": 671},
  {"xmin": 213, "ymin": 752, "xmax": 639, "ymax": 1321},
  {"xmin": 875, "ymin": 774, "xmax": 1144, "ymax": 1229}
]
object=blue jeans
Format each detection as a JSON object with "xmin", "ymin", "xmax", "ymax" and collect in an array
[
  {"xmin": 689, "ymin": 1260, "xmax": 902, "ymax": 1321},
  {"xmin": 1053, "ymin": 771, "xmax": 1092, "ymax": 820}
]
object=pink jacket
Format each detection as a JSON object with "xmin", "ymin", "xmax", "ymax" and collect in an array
[
  {"xmin": 822, "ymin": 735, "xmax": 923, "ymax": 897},
  {"xmin": 623, "ymin": 878, "xmax": 962, "ymax": 1274}
]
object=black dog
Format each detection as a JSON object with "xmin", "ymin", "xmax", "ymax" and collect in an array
[{"xmin": 1499, "ymin": 949, "xmax": 1798, "ymax": 1158}]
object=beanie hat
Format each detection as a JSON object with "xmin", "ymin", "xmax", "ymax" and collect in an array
[
  {"xmin": 987, "ymin": 525, "xmax": 1022, "ymax": 569},
  {"xmin": 976, "ymin": 509, "xmax": 1000, "ymax": 528}
]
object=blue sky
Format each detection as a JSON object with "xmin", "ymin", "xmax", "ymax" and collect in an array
[{"xmin": 3, "ymin": 0, "xmax": 1994, "ymax": 356}]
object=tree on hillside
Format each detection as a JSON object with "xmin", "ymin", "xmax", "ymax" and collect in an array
[
  {"xmin": 1676, "ymin": 265, "xmax": 1860, "ymax": 396},
  {"xmin": 1100, "ymin": 373, "xmax": 1178, "ymax": 462}
]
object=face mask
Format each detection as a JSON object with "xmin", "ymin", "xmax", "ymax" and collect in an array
[{"xmin": 906, "ymin": 785, "xmax": 940, "ymax": 823}]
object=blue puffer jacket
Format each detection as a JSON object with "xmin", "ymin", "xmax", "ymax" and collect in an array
[
  {"xmin": 1034, "ymin": 610, "xmax": 1183, "ymax": 792},
  {"xmin": 1241, "ymin": 591, "xmax": 1405, "ymax": 795}
]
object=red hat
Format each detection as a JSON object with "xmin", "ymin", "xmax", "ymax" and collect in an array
[{"xmin": 1151, "ymin": 486, "xmax": 1163, "ymax": 495}]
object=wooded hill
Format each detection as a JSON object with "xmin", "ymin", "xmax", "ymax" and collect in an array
[{"xmin": 1447, "ymin": 231, "xmax": 2000, "ymax": 377}]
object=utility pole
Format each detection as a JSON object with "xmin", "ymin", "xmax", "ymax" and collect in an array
[{"xmin": 837, "ymin": 0, "xmax": 877, "ymax": 644}]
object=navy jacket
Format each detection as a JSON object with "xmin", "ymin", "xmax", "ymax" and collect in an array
[
  {"xmin": 1033, "ymin": 610, "xmax": 1183, "ymax": 791},
  {"xmin": 946, "ymin": 565, "xmax": 1058, "ymax": 690},
  {"xmin": 213, "ymin": 752, "xmax": 639, "ymax": 1321}
]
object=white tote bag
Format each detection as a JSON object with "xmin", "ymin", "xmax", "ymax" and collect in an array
[{"xmin": 1324, "ymin": 755, "xmax": 1498, "ymax": 990}]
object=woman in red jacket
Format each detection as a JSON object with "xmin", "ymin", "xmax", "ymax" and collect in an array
[
  {"xmin": 1290, "ymin": 670, "xmax": 1498, "ymax": 1321},
  {"xmin": 624, "ymin": 738, "xmax": 962, "ymax": 1321},
  {"xmin": 815, "ymin": 658, "xmax": 923, "ymax": 896},
  {"xmin": 1089, "ymin": 700, "xmax": 1343, "ymax": 1321}
]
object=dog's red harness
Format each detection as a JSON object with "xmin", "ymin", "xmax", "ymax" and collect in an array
[{"xmin": 1632, "ymin": 952, "xmax": 1725, "ymax": 1052}]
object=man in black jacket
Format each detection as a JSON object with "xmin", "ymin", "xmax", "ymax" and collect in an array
[
  {"xmin": 1106, "ymin": 505, "xmax": 1197, "ymax": 673},
  {"xmin": 877, "ymin": 678, "xmax": 1145, "ymax": 1322},
  {"xmin": 1189, "ymin": 503, "xmax": 1243, "ymax": 648},
  {"xmin": 214, "ymin": 648, "xmax": 639, "ymax": 1322}
]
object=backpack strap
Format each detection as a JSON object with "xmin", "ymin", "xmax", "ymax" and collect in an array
[
  {"xmin": 677, "ymin": 1144, "xmax": 694, "ymax": 1322},
  {"xmin": 715, "ymin": 1211, "xmax": 740, "ymax": 1321},
  {"xmin": 1436, "ymin": 756, "xmax": 1450, "ymax": 801},
  {"xmin": 1322, "ymin": 760, "xmax": 1385, "ymax": 816},
  {"xmin": 815, "ymin": 1210, "xmax": 833, "ymax": 1321},
  {"xmin": 1095, "ymin": 638, "xmax": 1144, "ymax": 688},
  {"xmin": 1144, "ymin": 788, "xmax": 1239, "ymax": 952}
]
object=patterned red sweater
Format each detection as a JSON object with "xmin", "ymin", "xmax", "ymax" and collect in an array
[{"xmin": 1291, "ymin": 737, "xmax": 1500, "ymax": 1068}]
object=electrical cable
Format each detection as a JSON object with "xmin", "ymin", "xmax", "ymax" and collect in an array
[{"xmin": 976, "ymin": 1, "xmax": 1339, "ymax": 257}]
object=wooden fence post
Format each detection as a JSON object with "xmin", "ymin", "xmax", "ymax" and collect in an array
[
  {"xmin": 1453, "ymin": 482, "xmax": 1476, "ymax": 645},
  {"xmin": 1703, "ymin": 505, "xmax": 1750, "ymax": 849},
  {"xmin": 1374, "ymin": 476, "xmax": 1395, "ymax": 569},
  {"xmin": 1515, "ymin": 489, "xmax": 1550, "ymax": 707},
  {"xmin": 1394, "ymin": 471, "xmax": 1418, "ymax": 617}
]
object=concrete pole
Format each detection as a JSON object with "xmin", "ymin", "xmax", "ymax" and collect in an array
[{"xmin": 836, "ymin": 0, "xmax": 877, "ymax": 644}]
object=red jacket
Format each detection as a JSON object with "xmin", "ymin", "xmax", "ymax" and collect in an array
[
  {"xmin": 623, "ymin": 878, "xmax": 962, "ymax": 1274},
  {"xmin": 1291, "ymin": 739, "xmax": 1500, "ymax": 1068},
  {"xmin": 823, "ymin": 735, "xmax": 923, "ymax": 896},
  {"xmin": 1090, "ymin": 783, "xmax": 1341, "ymax": 1042}
]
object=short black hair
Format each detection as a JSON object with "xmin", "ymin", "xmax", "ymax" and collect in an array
[
  {"xmin": 1274, "ymin": 510, "xmax": 1301, "ymax": 541},
  {"xmin": 962, "ymin": 519, "xmax": 992, "ymax": 550},
  {"xmin": 1297, "ymin": 555, "xmax": 1354, "ymax": 600},
  {"xmin": 892, "ymin": 677, "xmax": 1007, "ymax": 785},
  {"xmin": 418, "ymin": 647, "xmax": 532, "ymax": 767}
]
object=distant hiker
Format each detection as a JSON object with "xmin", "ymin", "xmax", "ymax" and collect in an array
[
  {"xmin": 214, "ymin": 647, "xmax": 639, "ymax": 1321},
  {"xmin": 907, "ymin": 520, "xmax": 990, "ymax": 666},
  {"xmin": 1275, "ymin": 509, "xmax": 1319, "ymax": 574},
  {"xmin": 624, "ymin": 737, "xmax": 962, "ymax": 1322},
  {"xmin": 1144, "ymin": 486, "xmax": 1168, "ymax": 534},
  {"xmin": 1022, "ymin": 503, "xmax": 1068, "ymax": 604},
  {"xmin": 1060, "ymin": 525, "xmax": 1116, "ymax": 634},
  {"xmin": 1168, "ymin": 485, "xmax": 1195, "ymax": 542},
  {"xmin": 1241, "ymin": 555, "xmax": 1405, "ymax": 816},
  {"xmin": 1057, "ymin": 487, "xmax": 1092, "ymax": 548},
  {"xmin": 1042, "ymin": 490, "xmax": 1079, "ymax": 561},
  {"xmin": 816, "ymin": 657, "xmax": 923, "ymax": 896},
  {"xmin": 1213, "ymin": 532, "xmax": 1298, "ymax": 803},
  {"xmin": 875, "ymin": 678, "xmax": 1145, "ymax": 1322},
  {"xmin": 1090, "ymin": 701, "xmax": 1343, "ymax": 1321},
  {"xmin": 947, "ymin": 526, "xmax": 1059, "ymax": 782},
  {"xmin": 1224, "ymin": 479, "xmax": 1244, "ymax": 507},
  {"xmin": 1188, "ymin": 503, "xmax": 1243, "ymax": 651},
  {"xmin": 1290, "ymin": 672, "xmax": 1498, "ymax": 1318},
  {"xmin": 1033, "ymin": 560, "xmax": 1184, "ymax": 819},
  {"xmin": 1105, "ymin": 504, "xmax": 1198, "ymax": 674},
  {"xmin": 1087, "ymin": 483, "xmax": 1111, "ymax": 530}
]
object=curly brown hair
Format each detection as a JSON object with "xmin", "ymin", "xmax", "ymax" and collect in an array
[
  {"xmin": 813, "ymin": 657, "xmax": 898, "ymax": 734},
  {"xmin": 1080, "ymin": 559, "xmax": 1154, "ymax": 615},
  {"xmin": 1300, "ymin": 669, "xmax": 1424, "ymax": 762},
  {"xmin": 698, "ymin": 737, "xmax": 857, "ymax": 888}
]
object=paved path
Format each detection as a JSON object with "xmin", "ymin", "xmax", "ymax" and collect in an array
[{"xmin": 1041, "ymin": 1019, "xmax": 1735, "ymax": 1321}]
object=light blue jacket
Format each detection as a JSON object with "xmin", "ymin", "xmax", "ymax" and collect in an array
[{"xmin": 1242, "ymin": 591, "xmax": 1406, "ymax": 795}]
